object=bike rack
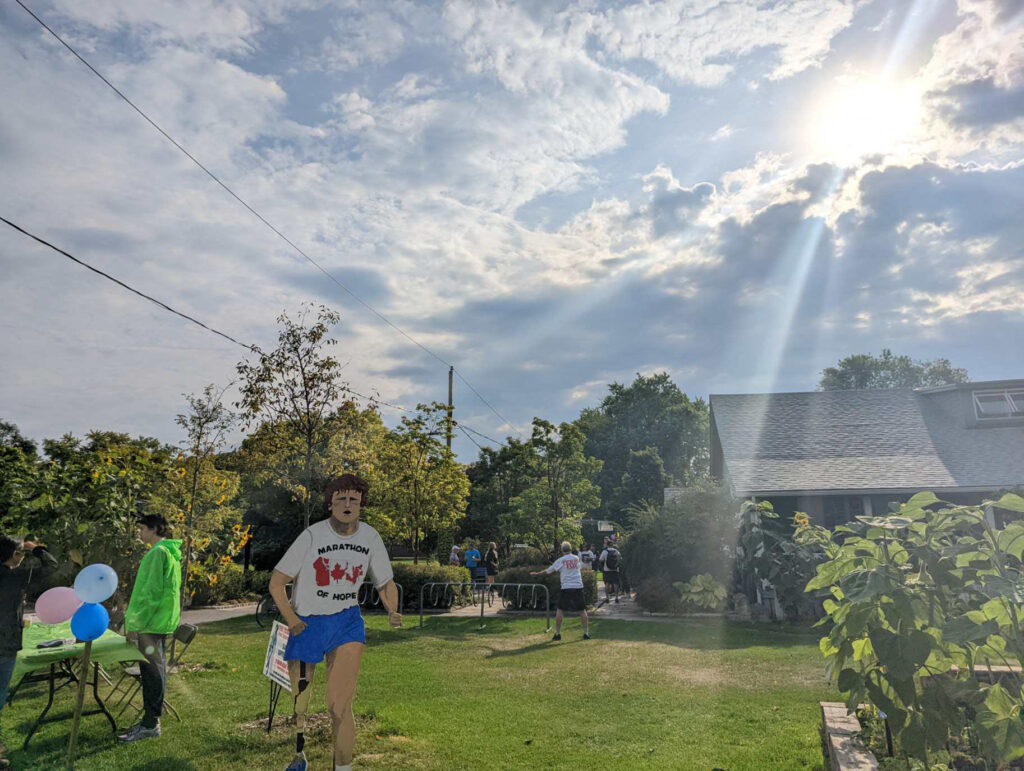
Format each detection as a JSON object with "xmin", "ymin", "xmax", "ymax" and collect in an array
[
  {"xmin": 357, "ymin": 580, "xmax": 404, "ymax": 612},
  {"xmin": 417, "ymin": 582, "xmax": 551, "ymax": 632}
]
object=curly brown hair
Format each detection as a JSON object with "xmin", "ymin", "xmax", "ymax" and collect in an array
[{"xmin": 323, "ymin": 473, "xmax": 370, "ymax": 513}]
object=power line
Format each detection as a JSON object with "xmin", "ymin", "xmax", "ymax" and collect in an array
[
  {"xmin": 1, "ymin": 215, "xmax": 256, "ymax": 353},
  {"xmin": 453, "ymin": 368, "xmax": 516, "ymax": 432},
  {"xmin": 15, "ymin": 0, "xmax": 520, "ymax": 436},
  {"xmin": 457, "ymin": 424, "xmax": 484, "ymax": 451},
  {"xmin": 458, "ymin": 422, "xmax": 506, "ymax": 447},
  {"xmin": 2, "ymin": 216, "xmax": 423, "ymax": 421}
]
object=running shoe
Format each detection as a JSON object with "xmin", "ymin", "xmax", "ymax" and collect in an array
[
  {"xmin": 552, "ymin": 633, "xmax": 562, "ymax": 641},
  {"xmin": 118, "ymin": 723, "xmax": 161, "ymax": 742},
  {"xmin": 583, "ymin": 633, "xmax": 591, "ymax": 640},
  {"xmin": 285, "ymin": 753, "xmax": 308, "ymax": 771}
]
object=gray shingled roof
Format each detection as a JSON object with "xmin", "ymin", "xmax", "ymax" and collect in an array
[{"xmin": 710, "ymin": 385, "xmax": 1024, "ymax": 495}]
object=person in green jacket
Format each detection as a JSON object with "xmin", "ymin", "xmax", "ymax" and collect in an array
[{"xmin": 119, "ymin": 514, "xmax": 182, "ymax": 743}]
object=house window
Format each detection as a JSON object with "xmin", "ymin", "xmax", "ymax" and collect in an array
[
  {"xmin": 973, "ymin": 389, "xmax": 1024, "ymax": 422},
  {"xmin": 824, "ymin": 496, "xmax": 865, "ymax": 528}
]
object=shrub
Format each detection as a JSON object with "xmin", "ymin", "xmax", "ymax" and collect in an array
[
  {"xmin": 494, "ymin": 566, "xmax": 597, "ymax": 609},
  {"xmin": 634, "ymin": 575, "xmax": 681, "ymax": 613},
  {"xmin": 674, "ymin": 573, "xmax": 728, "ymax": 611},
  {"xmin": 621, "ymin": 488, "xmax": 736, "ymax": 590},
  {"xmin": 190, "ymin": 562, "xmax": 256, "ymax": 606},
  {"xmin": 392, "ymin": 562, "xmax": 471, "ymax": 610},
  {"xmin": 506, "ymin": 547, "xmax": 550, "ymax": 567}
]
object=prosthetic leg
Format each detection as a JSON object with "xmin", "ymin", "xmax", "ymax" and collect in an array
[{"xmin": 285, "ymin": 660, "xmax": 316, "ymax": 771}]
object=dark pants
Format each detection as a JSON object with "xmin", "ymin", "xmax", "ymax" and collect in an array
[
  {"xmin": 137, "ymin": 634, "xmax": 168, "ymax": 729},
  {"xmin": 0, "ymin": 654, "xmax": 16, "ymax": 712}
]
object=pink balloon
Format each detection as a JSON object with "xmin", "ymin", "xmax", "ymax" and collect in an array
[{"xmin": 36, "ymin": 587, "xmax": 83, "ymax": 624}]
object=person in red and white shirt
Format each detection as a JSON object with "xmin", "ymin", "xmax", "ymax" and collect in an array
[{"xmin": 532, "ymin": 542, "xmax": 590, "ymax": 641}]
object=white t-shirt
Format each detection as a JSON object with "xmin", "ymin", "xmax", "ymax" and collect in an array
[
  {"xmin": 579, "ymin": 549, "xmax": 595, "ymax": 569},
  {"xmin": 275, "ymin": 520, "xmax": 394, "ymax": 616},
  {"xmin": 545, "ymin": 553, "xmax": 584, "ymax": 589}
]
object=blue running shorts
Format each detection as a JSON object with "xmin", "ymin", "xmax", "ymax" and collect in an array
[{"xmin": 284, "ymin": 605, "xmax": 366, "ymax": 663}]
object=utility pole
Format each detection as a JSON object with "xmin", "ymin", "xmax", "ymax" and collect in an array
[{"xmin": 447, "ymin": 365, "xmax": 454, "ymax": 451}]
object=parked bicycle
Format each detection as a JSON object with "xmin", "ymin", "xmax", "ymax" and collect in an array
[{"xmin": 255, "ymin": 583, "xmax": 291, "ymax": 629}]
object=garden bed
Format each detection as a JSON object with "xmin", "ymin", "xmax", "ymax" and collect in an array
[{"xmin": 820, "ymin": 702, "xmax": 879, "ymax": 771}]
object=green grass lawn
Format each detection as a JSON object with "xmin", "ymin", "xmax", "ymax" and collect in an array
[{"xmin": 2, "ymin": 616, "xmax": 836, "ymax": 770}]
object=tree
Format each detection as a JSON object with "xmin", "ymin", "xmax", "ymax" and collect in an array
[
  {"xmin": 819, "ymin": 349, "xmax": 969, "ymax": 390},
  {"xmin": 504, "ymin": 419, "xmax": 602, "ymax": 553},
  {"xmin": 579, "ymin": 372, "xmax": 708, "ymax": 518},
  {"xmin": 462, "ymin": 438, "xmax": 536, "ymax": 549},
  {"xmin": 611, "ymin": 446, "xmax": 667, "ymax": 525},
  {"xmin": 0, "ymin": 420, "xmax": 38, "ymax": 532},
  {"xmin": 173, "ymin": 384, "xmax": 237, "ymax": 607},
  {"xmin": 236, "ymin": 304, "xmax": 347, "ymax": 529},
  {"xmin": 366, "ymin": 403, "xmax": 469, "ymax": 563}
]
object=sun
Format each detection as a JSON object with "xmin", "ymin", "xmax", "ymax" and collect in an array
[{"xmin": 806, "ymin": 78, "xmax": 923, "ymax": 166}]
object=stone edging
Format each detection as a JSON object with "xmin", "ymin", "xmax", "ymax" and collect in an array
[{"xmin": 820, "ymin": 702, "xmax": 879, "ymax": 771}]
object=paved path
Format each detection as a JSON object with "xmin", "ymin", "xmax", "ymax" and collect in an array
[{"xmin": 182, "ymin": 602, "xmax": 258, "ymax": 626}]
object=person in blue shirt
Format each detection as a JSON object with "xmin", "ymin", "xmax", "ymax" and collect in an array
[{"xmin": 463, "ymin": 544, "xmax": 482, "ymax": 584}]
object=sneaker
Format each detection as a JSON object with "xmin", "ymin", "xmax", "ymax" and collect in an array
[
  {"xmin": 614, "ymin": 597, "xmax": 620, "ymax": 603},
  {"xmin": 118, "ymin": 723, "xmax": 161, "ymax": 742},
  {"xmin": 285, "ymin": 753, "xmax": 308, "ymax": 771},
  {"xmin": 583, "ymin": 633, "xmax": 591, "ymax": 640},
  {"xmin": 551, "ymin": 633, "xmax": 562, "ymax": 641}
]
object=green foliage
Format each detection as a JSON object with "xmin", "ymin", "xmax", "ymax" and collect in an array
[
  {"xmin": 611, "ymin": 446, "xmax": 666, "ymax": 523},
  {"xmin": 674, "ymin": 573, "xmax": 728, "ymax": 610},
  {"xmin": 811, "ymin": 492, "xmax": 1024, "ymax": 765},
  {"xmin": 235, "ymin": 304, "xmax": 349, "ymax": 529},
  {"xmin": 819, "ymin": 349, "xmax": 969, "ymax": 390},
  {"xmin": 462, "ymin": 438, "xmax": 535, "ymax": 547},
  {"xmin": 735, "ymin": 501, "xmax": 828, "ymax": 618},
  {"xmin": 634, "ymin": 575, "xmax": 682, "ymax": 613},
  {"xmin": 503, "ymin": 418, "xmax": 601, "ymax": 552},
  {"xmin": 0, "ymin": 420, "xmax": 38, "ymax": 533},
  {"xmin": 391, "ymin": 562, "xmax": 471, "ymax": 610},
  {"xmin": 494, "ymin": 566, "xmax": 597, "ymax": 609},
  {"xmin": 621, "ymin": 488, "xmax": 736, "ymax": 593},
  {"xmin": 506, "ymin": 547, "xmax": 550, "ymax": 567},
  {"xmin": 365, "ymin": 403, "xmax": 469, "ymax": 562},
  {"xmin": 577, "ymin": 372, "xmax": 709, "ymax": 518}
]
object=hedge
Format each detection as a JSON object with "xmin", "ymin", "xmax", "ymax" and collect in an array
[
  {"xmin": 494, "ymin": 566, "xmax": 597, "ymax": 610},
  {"xmin": 392, "ymin": 562, "xmax": 472, "ymax": 610}
]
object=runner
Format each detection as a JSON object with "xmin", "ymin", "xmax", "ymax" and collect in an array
[
  {"xmin": 269, "ymin": 474, "xmax": 401, "ymax": 771},
  {"xmin": 599, "ymin": 539, "xmax": 623, "ymax": 604},
  {"xmin": 531, "ymin": 542, "xmax": 589, "ymax": 641}
]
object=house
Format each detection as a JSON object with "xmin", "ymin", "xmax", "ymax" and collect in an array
[{"xmin": 703, "ymin": 379, "xmax": 1024, "ymax": 526}]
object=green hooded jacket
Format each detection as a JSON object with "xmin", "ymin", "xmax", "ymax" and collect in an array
[{"xmin": 125, "ymin": 539, "xmax": 182, "ymax": 634}]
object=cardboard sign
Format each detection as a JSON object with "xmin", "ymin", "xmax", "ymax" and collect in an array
[
  {"xmin": 263, "ymin": 621, "xmax": 292, "ymax": 692},
  {"xmin": 597, "ymin": 520, "xmax": 614, "ymax": 532}
]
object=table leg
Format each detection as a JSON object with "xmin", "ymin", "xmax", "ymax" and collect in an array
[
  {"xmin": 22, "ymin": 664, "xmax": 57, "ymax": 749},
  {"xmin": 90, "ymin": 662, "xmax": 118, "ymax": 733}
]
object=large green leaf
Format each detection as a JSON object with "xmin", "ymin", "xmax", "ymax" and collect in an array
[
  {"xmin": 837, "ymin": 667, "xmax": 861, "ymax": 693},
  {"xmin": 869, "ymin": 627, "xmax": 933, "ymax": 682},
  {"xmin": 976, "ymin": 683, "xmax": 1024, "ymax": 762},
  {"xmin": 999, "ymin": 523, "xmax": 1024, "ymax": 561},
  {"xmin": 992, "ymin": 493, "xmax": 1024, "ymax": 514},
  {"xmin": 943, "ymin": 614, "xmax": 1000, "ymax": 645},
  {"xmin": 907, "ymin": 491, "xmax": 941, "ymax": 509},
  {"xmin": 840, "ymin": 569, "xmax": 892, "ymax": 602}
]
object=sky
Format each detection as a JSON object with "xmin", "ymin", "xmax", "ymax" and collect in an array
[{"xmin": 1, "ymin": 0, "xmax": 1022, "ymax": 460}]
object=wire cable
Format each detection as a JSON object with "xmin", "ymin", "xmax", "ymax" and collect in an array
[
  {"xmin": 1, "ymin": 215, "xmax": 256, "ymax": 353},
  {"xmin": 453, "ymin": 368, "xmax": 515, "ymax": 431},
  {"xmin": 458, "ymin": 423, "xmax": 506, "ymax": 447},
  {"xmin": 14, "ymin": 0, "xmax": 520, "ymax": 435},
  {"xmin": 457, "ymin": 424, "xmax": 485, "ymax": 451}
]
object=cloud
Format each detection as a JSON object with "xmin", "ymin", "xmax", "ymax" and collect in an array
[{"xmin": 590, "ymin": 0, "xmax": 862, "ymax": 86}]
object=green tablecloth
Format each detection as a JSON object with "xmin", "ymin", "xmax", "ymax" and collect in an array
[{"xmin": 13, "ymin": 622, "xmax": 146, "ymax": 683}]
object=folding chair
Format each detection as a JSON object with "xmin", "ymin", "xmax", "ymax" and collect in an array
[{"xmin": 111, "ymin": 623, "xmax": 198, "ymax": 722}]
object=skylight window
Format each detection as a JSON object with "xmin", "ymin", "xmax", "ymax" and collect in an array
[{"xmin": 973, "ymin": 389, "xmax": 1024, "ymax": 421}]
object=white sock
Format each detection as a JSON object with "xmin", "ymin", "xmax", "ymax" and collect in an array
[{"xmin": 335, "ymin": 765, "xmax": 352, "ymax": 771}]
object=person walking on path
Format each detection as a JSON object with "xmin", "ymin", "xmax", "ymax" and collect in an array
[
  {"xmin": 463, "ymin": 543, "xmax": 482, "ymax": 585},
  {"xmin": 448, "ymin": 545, "xmax": 460, "ymax": 566},
  {"xmin": 579, "ymin": 544, "xmax": 596, "ymax": 572},
  {"xmin": 269, "ymin": 473, "xmax": 401, "ymax": 771},
  {"xmin": 120, "ymin": 514, "xmax": 183, "ymax": 744},
  {"xmin": 599, "ymin": 539, "xmax": 623, "ymax": 604},
  {"xmin": 0, "ymin": 535, "xmax": 56, "ymax": 767},
  {"xmin": 483, "ymin": 543, "xmax": 499, "ymax": 587},
  {"xmin": 531, "ymin": 542, "xmax": 589, "ymax": 641}
]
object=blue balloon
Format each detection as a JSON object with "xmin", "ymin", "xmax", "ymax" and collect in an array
[
  {"xmin": 74, "ymin": 563, "xmax": 119, "ymax": 604},
  {"xmin": 70, "ymin": 602, "xmax": 110, "ymax": 642}
]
